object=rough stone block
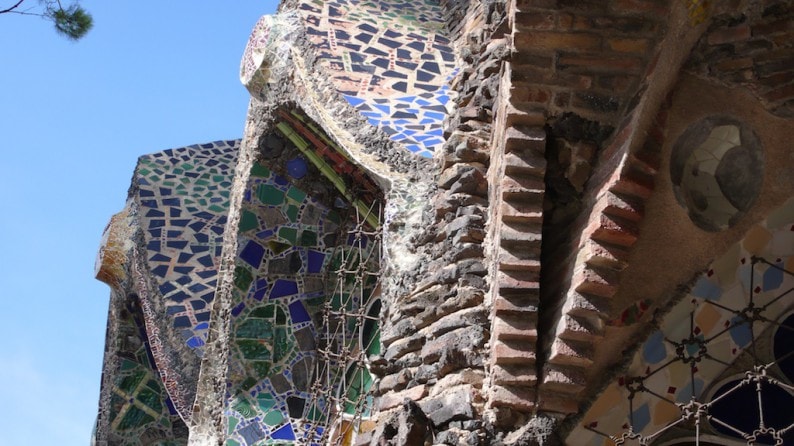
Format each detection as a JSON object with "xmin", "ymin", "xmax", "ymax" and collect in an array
[
  {"xmin": 421, "ymin": 325, "xmax": 486, "ymax": 364},
  {"xmin": 424, "ymin": 307, "xmax": 488, "ymax": 339},
  {"xmin": 418, "ymin": 385, "xmax": 476, "ymax": 426},
  {"xmin": 378, "ymin": 384, "xmax": 428, "ymax": 411},
  {"xmin": 384, "ymin": 334, "xmax": 425, "ymax": 361}
]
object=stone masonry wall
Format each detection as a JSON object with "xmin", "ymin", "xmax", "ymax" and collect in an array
[
  {"xmin": 685, "ymin": 0, "xmax": 794, "ymax": 117},
  {"xmin": 365, "ymin": 0, "xmax": 512, "ymax": 444}
]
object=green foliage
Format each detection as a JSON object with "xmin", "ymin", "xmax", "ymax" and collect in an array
[
  {"xmin": 0, "ymin": 0, "xmax": 93, "ymax": 41},
  {"xmin": 48, "ymin": 3, "xmax": 93, "ymax": 40}
]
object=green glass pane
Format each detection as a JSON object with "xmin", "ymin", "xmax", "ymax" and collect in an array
[
  {"xmin": 269, "ymin": 241, "xmax": 291, "ymax": 255},
  {"xmin": 256, "ymin": 392, "xmax": 275, "ymax": 412},
  {"xmin": 273, "ymin": 328, "xmax": 290, "ymax": 362},
  {"xmin": 263, "ymin": 410, "xmax": 284, "ymax": 426},
  {"xmin": 286, "ymin": 205, "xmax": 299, "ymax": 223},
  {"xmin": 118, "ymin": 406, "xmax": 155, "ymax": 430},
  {"xmin": 250, "ymin": 304, "xmax": 275, "ymax": 318},
  {"xmin": 239, "ymin": 210, "xmax": 259, "ymax": 232},
  {"xmin": 234, "ymin": 266, "xmax": 253, "ymax": 291},
  {"xmin": 235, "ymin": 340, "xmax": 271, "ymax": 360},
  {"xmin": 251, "ymin": 361, "xmax": 271, "ymax": 379},
  {"xmin": 250, "ymin": 163, "xmax": 271, "ymax": 178},
  {"xmin": 300, "ymin": 230, "xmax": 317, "ymax": 247},
  {"xmin": 278, "ymin": 227, "xmax": 297, "ymax": 244},
  {"xmin": 235, "ymin": 318, "xmax": 273, "ymax": 339},
  {"xmin": 286, "ymin": 187, "xmax": 307, "ymax": 203},
  {"xmin": 136, "ymin": 387, "xmax": 163, "ymax": 413},
  {"xmin": 257, "ymin": 184, "xmax": 285, "ymax": 206},
  {"xmin": 232, "ymin": 398, "xmax": 257, "ymax": 418},
  {"xmin": 240, "ymin": 377, "xmax": 258, "ymax": 392},
  {"xmin": 118, "ymin": 369, "xmax": 145, "ymax": 393}
]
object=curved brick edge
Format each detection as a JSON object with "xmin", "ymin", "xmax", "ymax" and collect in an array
[
  {"xmin": 523, "ymin": 2, "xmax": 713, "ymax": 418},
  {"xmin": 485, "ymin": 62, "xmax": 547, "ymax": 422},
  {"xmin": 538, "ymin": 108, "xmax": 664, "ymax": 415}
]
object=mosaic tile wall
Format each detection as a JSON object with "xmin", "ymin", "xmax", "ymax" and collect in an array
[
  {"xmin": 572, "ymin": 198, "xmax": 794, "ymax": 445},
  {"xmin": 100, "ymin": 292, "xmax": 188, "ymax": 445},
  {"xmin": 224, "ymin": 158, "xmax": 380, "ymax": 445},
  {"xmin": 296, "ymin": 0, "xmax": 457, "ymax": 158},
  {"xmin": 134, "ymin": 140, "xmax": 239, "ymax": 355}
]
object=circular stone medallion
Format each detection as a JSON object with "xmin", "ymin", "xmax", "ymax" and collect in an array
[{"xmin": 670, "ymin": 116, "xmax": 763, "ymax": 231}]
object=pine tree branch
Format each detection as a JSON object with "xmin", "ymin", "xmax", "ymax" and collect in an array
[{"xmin": 0, "ymin": 0, "xmax": 27, "ymax": 14}]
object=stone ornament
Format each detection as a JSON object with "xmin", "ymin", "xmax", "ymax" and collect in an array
[{"xmin": 240, "ymin": 12, "xmax": 301, "ymax": 100}]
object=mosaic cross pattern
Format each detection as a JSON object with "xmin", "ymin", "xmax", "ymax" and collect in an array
[
  {"xmin": 224, "ymin": 159, "xmax": 381, "ymax": 445},
  {"xmin": 135, "ymin": 140, "xmax": 239, "ymax": 354},
  {"xmin": 102, "ymin": 293, "xmax": 188, "ymax": 445},
  {"xmin": 296, "ymin": 0, "xmax": 457, "ymax": 158},
  {"xmin": 573, "ymin": 199, "xmax": 794, "ymax": 445}
]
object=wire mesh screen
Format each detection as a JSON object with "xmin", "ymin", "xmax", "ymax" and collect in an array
[{"xmin": 299, "ymin": 200, "xmax": 383, "ymax": 445}]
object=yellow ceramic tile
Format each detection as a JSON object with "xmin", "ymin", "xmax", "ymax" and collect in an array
[
  {"xmin": 695, "ymin": 301, "xmax": 721, "ymax": 334},
  {"xmin": 742, "ymin": 225, "xmax": 772, "ymax": 255}
]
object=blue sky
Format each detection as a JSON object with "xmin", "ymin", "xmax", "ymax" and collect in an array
[{"xmin": 0, "ymin": 1, "xmax": 277, "ymax": 443}]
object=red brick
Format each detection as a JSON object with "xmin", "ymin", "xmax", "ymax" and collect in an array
[
  {"xmin": 597, "ymin": 74, "xmax": 636, "ymax": 92},
  {"xmin": 489, "ymin": 384, "xmax": 536, "ymax": 411},
  {"xmin": 558, "ymin": 54, "xmax": 644, "ymax": 73},
  {"xmin": 548, "ymin": 338, "xmax": 594, "ymax": 366},
  {"xmin": 599, "ymin": 191, "xmax": 645, "ymax": 222},
  {"xmin": 499, "ymin": 248, "xmax": 542, "ymax": 272},
  {"xmin": 565, "ymin": 289, "xmax": 612, "ymax": 316},
  {"xmin": 714, "ymin": 57, "xmax": 754, "ymax": 71},
  {"xmin": 764, "ymin": 83, "xmax": 794, "ymax": 103},
  {"xmin": 571, "ymin": 264, "xmax": 619, "ymax": 298},
  {"xmin": 588, "ymin": 212, "xmax": 640, "ymax": 247},
  {"xmin": 492, "ymin": 364, "xmax": 538, "ymax": 388},
  {"xmin": 558, "ymin": 13, "xmax": 574, "ymax": 29},
  {"xmin": 493, "ymin": 340, "xmax": 537, "ymax": 365},
  {"xmin": 556, "ymin": 313, "xmax": 604, "ymax": 342},
  {"xmin": 501, "ymin": 174, "xmax": 545, "ymax": 193},
  {"xmin": 542, "ymin": 364, "xmax": 587, "ymax": 393},
  {"xmin": 511, "ymin": 85, "xmax": 552, "ymax": 104},
  {"xmin": 536, "ymin": 390, "xmax": 579, "ymax": 414},
  {"xmin": 752, "ymin": 19, "xmax": 794, "ymax": 36},
  {"xmin": 497, "ymin": 269, "xmax": 541, "ymax": 290},
  {"xmin": 606, "ymin": 37, "xmax": 650, "ymax": 53},
  {"xmin": 610, "ymin": 0, "xmax": 669, "ymax": 16},
  {"xmin": 708, "ymin": 24, "xmax": 751, "ymax": 45},
  {"xmin": 492, "ymin": 292, "xmax": 540, "ymax": 315},
  {"xmin": 582, "ymin": 237, "xmax": 630, "ymax": 266},
  {"xmin": 514, "ymin": 31, "xmax": 601, "ymax": 51},
  {"xmin": 515, "ymin": 11, "xmax": 556, "ymax": 30},
  {"xmin": 572, "ymin": 15, "xmax": 656, "ymax": 34},
  {"xmin": 492, "ymin": 313, "xmax": 539, "ymax": 341},
  {"xmin": 553, "ymin": 91, "xmax": 571, "ymax": 107}
]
